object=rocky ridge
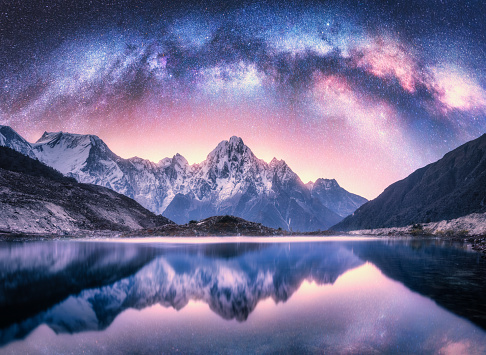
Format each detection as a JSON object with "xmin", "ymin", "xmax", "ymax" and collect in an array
[{"xmin": 122, "ymin": 215, "xmax": 285, "ymax": 237}]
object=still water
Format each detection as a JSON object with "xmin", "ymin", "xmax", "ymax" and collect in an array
[{"xmin": 0, "ymin": 237, "xmax": 485, "ymax": 354}]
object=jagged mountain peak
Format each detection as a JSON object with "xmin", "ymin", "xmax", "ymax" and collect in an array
[
  {"xmin": 32, "ymin": 130, "xmax": 117, "ymax": 177},
  {"xmin": 202, "ymin": 136, "xmax": 263, "ymax": 182},
  {"xmin": 313, "ymin": 178, "xmax": 340, "ymax": 190},
  {"xmin": 128, "ymin": 156, "xmax": 159, "ymax": 171},
  {"xmin": 36, "ymin": 131, "xmax": 75, "ymax": 145},
  {"xmin": 209, "ymin": 136, "xmax": 251, "ymax": 160},
  {"xmin": 166, "ymin": 153, "xmax": 191, "ymax": 176},
  {"xmin": 157, "ymin": 157, "xmax": 173, "ymax": 167},
  {"xmin": 36, "ymin": 131, "xmax": 61, "ymax": 143},
  {"xmin": 269, "ymin": 157, "xmax": 279, "ymax": 165},
  {"xmin": 34, "ymin": 131, "xmax": 112, "ymax": 159},
  {"xmin": 156, "ymin": 153, "xmax": 190, "ymax": 171},
  {"xmin": 269, "ymin": 157, "xmax": 288, "ymax": 168},
  {"xmin": 269, "ymin": 157, "xmax": 299, "ymax": 184},
  {"xmin": 35, "ymin": 131, "xmax": 105, "ymax": 147},
  {"xmin": 171, "ymin": 153, "xmax": 189, "ymax": 166},
  {"xmin": 310, "ymin": 177, "xmax": 368, "ymax": 218}
]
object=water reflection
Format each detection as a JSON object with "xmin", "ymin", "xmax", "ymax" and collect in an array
[
  {"xmin": 1, "ymin": 242, "xmax": 363, "ymax": 345},
  {"xmin": 354, "ymin": 239, "xmax": 486, "ymax": 328},
  {"xmin": 0, "ymin": 238, "xmax": 486, "ymax": 353}
]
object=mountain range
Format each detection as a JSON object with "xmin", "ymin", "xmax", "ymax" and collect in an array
[
  {"xmin": 0, "ymin": 125, "xmax": 367, "ymax": 232},
  {"xmin": 333, "ymin": 133, "xmax": 486, "ymax": 231}
]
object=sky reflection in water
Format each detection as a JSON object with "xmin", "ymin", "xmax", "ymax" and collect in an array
[{"xmin": 0, "ymin": 238, "xmax": 485, "ymax": 354}]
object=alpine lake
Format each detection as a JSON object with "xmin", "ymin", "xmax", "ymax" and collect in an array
[{"xmin": 1, "ymin": 236, "xmax": 485, "ymax": 354}]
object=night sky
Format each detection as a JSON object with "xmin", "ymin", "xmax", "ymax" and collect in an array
[{"xmin": 1, "ymin": 0, "xmax": 485, "ymax": 199}]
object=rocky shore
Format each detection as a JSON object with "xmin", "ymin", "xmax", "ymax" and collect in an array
[
  {"xmin": 471, "ymin": 236, "xmax": 486, "ymax": 257},
  {"xmin": 0, "ymin": 230, "xmax": 121, "ymax": 242},
  {"xmin": 345, "ymin": 212, "xmax": 486, "ymax": 257}
]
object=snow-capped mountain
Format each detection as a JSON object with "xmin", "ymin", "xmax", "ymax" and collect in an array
[
  {"xmin": 308, "ymin": 178, "xmax": 368, "ymax": 217},
  {"xmin": 32, "ymin": 131, "xmax": 137, "ymax": 198},
  {"xmin": 161, "ymin": 136, "xmax": 347, "ymax": 231},
  {"xmin": 0, "ymin": 125, "xmax": 367, "ymax": 231},
  {"xmin": 0, "ymin": 145, "xmax": 172, "ymax": 234}
]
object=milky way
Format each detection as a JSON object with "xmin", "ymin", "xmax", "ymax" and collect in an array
[{"xmin": 1, "ymin": 0, "xmax": 485, "ymax": 198}]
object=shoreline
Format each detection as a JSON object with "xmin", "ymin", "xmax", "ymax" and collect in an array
[{"xmin": 0, "ymin": 231, "xmax": 484, "ymax": 256}]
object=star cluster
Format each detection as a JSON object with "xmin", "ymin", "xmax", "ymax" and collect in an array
[{"xmin": 1, "ymin": 0, "xmax": 485, "ymax": 198}]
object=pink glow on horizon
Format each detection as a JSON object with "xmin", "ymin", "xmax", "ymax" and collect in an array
[
  {"xmin": 308, "ymin": 73, "xmax": 418, "ymax": 198},
  {"xmin": 11, "ymin": 84, "xmax": 415, "ymax": 200}
]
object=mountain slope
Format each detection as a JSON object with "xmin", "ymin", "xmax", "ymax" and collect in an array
[
  {"xmin": 31, "ymin": 131, "xmax": 198, "ymax": 217},
  {"xmin": 0, "ymin": 126, "xmax": 36, "ymax": 159},
  {"xmin": 333, "ymin": 133, "xmax": 486, "ymax": 231},
  {"xmin": 30, "ymin": 132, "xmax": 350, "ymax": 231},
  {"xmin": 0, "ymin": 146, "xmax": 172, "ymax": 234}
]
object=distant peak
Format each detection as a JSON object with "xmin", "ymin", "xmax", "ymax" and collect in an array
[
  {"xmin": 39, "ymin": 131, "xmax": 102, "ymax": 138},
  {"xmin": 216, "ymin": 136, "xmax": 245, "ymax": 150},
  {"xmin": 315, "ymin": 178, "xmax": 340, "ymax": 189},
  {"xmin": 269, "ymin": 157, "xmax": 287, "ymax": 168},
  {"xmin": 157, "ymin": 157, "xmax": 172, "ymax": 167},
  {"xmin": 172, "ymin": 153, "xmax": 189, "ymax": 166},
  {"xmin": 42, "ymin": 131, "xmax": 61, "ymax": 137},
  {"xmin": 35, "ymin": 131, "xmax": 63, "ymax": 144},
  {"xmin": 34, "ymin": 131, "xmax": 108, "ymax": 152}
]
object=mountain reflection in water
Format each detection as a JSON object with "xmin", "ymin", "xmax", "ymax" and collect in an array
[{"xmin": 0, "ymin": 238, "xmax": 486, "ymax": 353}]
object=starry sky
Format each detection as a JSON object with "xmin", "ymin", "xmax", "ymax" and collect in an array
[{"xmin": 1, "ymin": 0, "xmax": 485, "ymax": 199}]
